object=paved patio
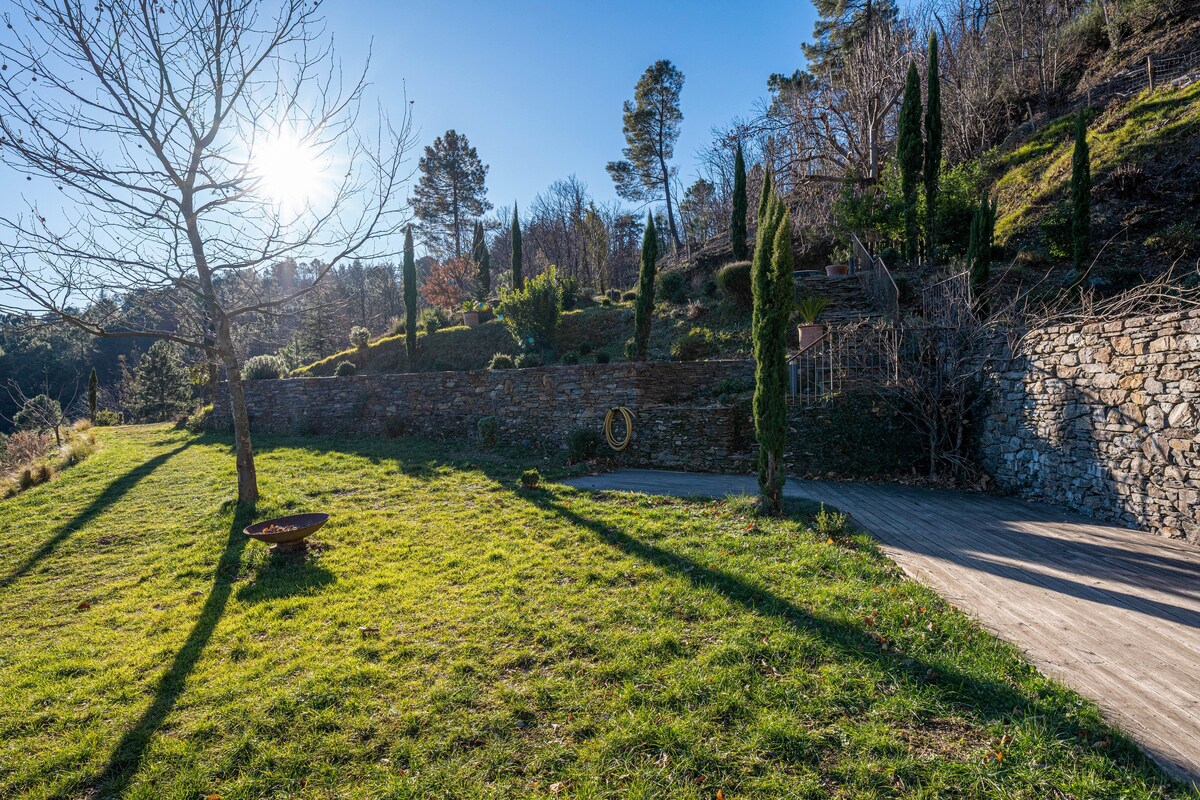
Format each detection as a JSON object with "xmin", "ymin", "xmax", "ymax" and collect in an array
[{"xmin": 562, "ymin": 470, "xmax": 1200, "ymax": 786}]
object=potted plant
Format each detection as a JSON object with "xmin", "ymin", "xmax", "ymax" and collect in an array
[
  {"xmin": 825, "ymin": 261, "xmax": 850, "ymax": 276},
  {"xmin": 462, "ymin": 300, "xmax": 494, "ymax": 328},
  {"xmin": 795, "ymin": 296, "xmax": 831, "ymax": 351}
]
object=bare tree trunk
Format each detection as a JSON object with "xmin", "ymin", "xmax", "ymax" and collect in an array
[
  {"xmin": 660, "ymin": 154, "xmax": 683, "ymax": 251},
  {"xmin": 219, "ymin": 348, "xmax": 259, "ymax": 505}
]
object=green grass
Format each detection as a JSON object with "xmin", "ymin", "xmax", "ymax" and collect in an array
[{"xmin": 0, "ymin": 426, "xmax": 1191, "ymax": 799}]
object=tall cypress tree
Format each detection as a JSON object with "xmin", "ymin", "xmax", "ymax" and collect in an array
[
  {"xmin": 470, "ymin": 221, "xmax": 487, "ymax": 301},
  {"xmin": 924, "ymin": 33, "xmax": 942, "ymax": 265},
  {"xmin": 758, "ymin": 168, "xmax": 773, "ymax": 221},
  {"xmin": 730, "ymin": 141, "xmax": 749, "ymax": 261},
  {"xmin": 898, "ymin": 62, "xmax": 923, "ymax": 264},
  {"xmin": 511, "ymin": 204, "xmax": 524, "ymax": 291},
  {"xmin": 1070, "ymin": 111, "xmax": 1092, "ymax": 281},
  {"xmin": 751, "ymin": 179, "xmax": 782, "ymax": 366},
  {"xmin": 753, "ymin": 196, "xmax": 791, "ymax": 515},
  {"xmin": 633, "ymin": 212, "xmax": 658, "ymax": 360},
  {"xmin": 967, "ymin": 193, "xmax": 996, "ymax": 314},
  {"xmin": 87, "ymin": 367, "xmax": 98, "ymax": 422},
  {"xmin": 403, "ymin": 225, "xmax": 417, "ymax": 365}
]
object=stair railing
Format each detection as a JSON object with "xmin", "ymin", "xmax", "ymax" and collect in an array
[{"xmin": 850, "ymin": 233, "xmax": 900, "ymax": 322}]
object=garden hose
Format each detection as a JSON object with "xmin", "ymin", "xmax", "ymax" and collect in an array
[{"xmin": 604, "ymin": 407, "xmax": 634, "ymax": 452}]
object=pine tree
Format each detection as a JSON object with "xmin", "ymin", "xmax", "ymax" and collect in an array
[
  {"xmin": 633, "ymin": 213, "xmax": 658, "ymax": 360},
  {"xmin": 1071, "ymin": 111, "xmax": 1092, "ymax": 281},
  {"xmin": 511, "ymin": 204, "xmax": 524, "ymax": 291},
  {"xmin": 753, "ymin": 194, "xmax": 792, "ymax": 515},
  {"xmin": 412, "ymin": 130, "xmax": 491, "ymax": 259},
  {"xmin": 730, "ymin": 141, "xmax": 749, "ymax": 261},
  {"xmin": 898, "ymin": 62, "xmax": 924, "ymax": 263},
  {"xmin": 129, "ymin": 341, "xmax": 191, "ymax": 422},
  {"xmin": 87, "ymin": 367, "xmax": 98, "ymax": 422},
  {"xmin": 924, "ymin": 33, "xmax": 943, "ymax": 265},
  {"xmin": 403, "ymin": 225, "xmax": 417, "ymax": 365}
]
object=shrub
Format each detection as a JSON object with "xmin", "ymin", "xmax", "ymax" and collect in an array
[
  {"xmin": 561, "ymin": 275, "xmax": 581, "ymax": 310},
  {"xmin": 712, "ymin": 377, "xmax": 752, "ymax": 403},
  {"xmin": 349, "ymin": 326, "xmax": 371, "ymax": 350},
  {"xmin": 94, "ymin": 410, "xmax": 123, "ymax": 426},
  {"xmin": 814, "ymin": 504, "xmax": 851, "ymax": 540},
  {"xmin": 335, "ymin": 360, "xmax": 356, "ymax": 377},
  {"xmin": 686, "ymin": 300, "xmax": 706, "ymax": 321},
  {"xmin": 420, "ymin": 306, "xmax": 450, "ymax": 334},
  {"xmin": 656, "ymin": 269, "xmax": 688, "ymax": 305},
  {"xmin": 560, "ymin": 351, "xmax": 579, "ymax": 365},
  {"xmin": 594, "ymin": 350, "xmax": 611, "ymax": 364},
  {"xmin": 600, "ymin": 298, "xmax": 613, "ymax": 307},
  {"xmin": 621, "ymin": 289, "xmax": 638, "ymax": 302},
  {"xmin": 182, "ymin": 405, "xmax": 212, "ymax": 433},
  {"xmin": 502, "ymin": 265, "xmax": 564, "ymax": 357},
  {"xmin": 14, "ymin": 394, "xmax": 63, "ymax": 435},
  {"xmin": 1145, "ymin": 223, "xmax": 1200, "ymax": 257},
  {"xmin": 18, "ymin": 467, "xmax": 35, "ymax": 490},
  {"xmin": 623, "ymin": 337, "xmax": 638, "ymax": 361},
  {"xmin": 567, "ymin": 428, "xmax": 604, "ymax": 463},
  {"xmin": 3, "ymin": 430, "xmax": 52, "ymax": 468},
  {"xmin": 73, "ymin": 419, "xmax": 93, "ymax": 433},
  {"xmin": 514, "ymin": 353, "xmax": 542, "ymax": 369},
  {"xmin": 487, "ymin": 353, "xmax": 515, "ymax": 370},
  {"xmin": 58, "ymin": 433, "xmax": 96, "ymax": 467},
  {"xmin": 31, "ymin": 462, "xmax": 53, "ymax": 485},
  {"xmin": 519, "ymin": 468, "xmax": 541, "ymax": 489},
  {"xmin": 477, "ymin": 416, "xmax": 500, "ymax": 446},
  {"xmin": 384, "ymin": 416, "xmax": 409, "ymax": 438},
  {"xmin": 716, "ymin": 261, "xmax": 753, "ymax": 308},
  {"xmin": 577, "ymin": 342, "xmax": 593, "ymax": 356},
  {"xmin": 670, "ymin": 327, "xmax": 717, "ymax": 361},
  {"xmin": 242, "ymin": 354, "xmax": 288, "ymax": 380}
]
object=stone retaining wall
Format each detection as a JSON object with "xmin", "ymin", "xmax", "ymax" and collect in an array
[
  {"xmin": 979, "ymin": 309, "xmax": 1200, "ymax": 543},
  {"xmin": 216, "ymin": 360, "xmax": 757, "ymax": 473}
]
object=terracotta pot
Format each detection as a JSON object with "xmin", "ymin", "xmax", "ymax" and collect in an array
[
  {"xmin": 462, "ymin": 310, "xmax": 493, "ymax": 328},
  {"xmin": 825, "ymin": 262, "xmax": 850, "ymax": 276},
  {"xmin": 797, "ymin": 323, "xmax": 824, "ymax": 351}
]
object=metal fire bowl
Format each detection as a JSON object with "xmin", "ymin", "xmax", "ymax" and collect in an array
[{"xmin": 244, "ymin": 513, "xmax": 329, "ymax": 552}]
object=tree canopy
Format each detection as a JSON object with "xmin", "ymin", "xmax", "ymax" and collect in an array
[{"xmin": 413, "ymin": 130, "xmax": 492, "ymax": 260}]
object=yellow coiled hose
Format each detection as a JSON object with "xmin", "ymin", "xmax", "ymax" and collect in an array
[{"xmin": 603, "ymin": 407, "xmax": 634, "ymax": 452}]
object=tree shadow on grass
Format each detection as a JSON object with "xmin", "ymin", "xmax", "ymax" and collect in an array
[
  {"xmin": 0, "ymin": 442, "xmax": 191, "ymax": 591},
  {"xmin": 235, "ymin": 549, "xmax": 336, "ymax": 602},
  {"xmin": 80, "ymin": 504, "xmax": 253, "ymax": 800},
  {"xmin": 521, "ymin": 488, "xmax": 1186, "ymax": 789}
]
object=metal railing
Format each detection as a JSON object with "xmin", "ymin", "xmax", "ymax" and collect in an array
[
  {"xmin": 787, "ymin": 320, "xmax": 900, "ymax": 406},
  {"xmin": 849, "ymin": 232, "xmax": 900, "ymax": 321}
]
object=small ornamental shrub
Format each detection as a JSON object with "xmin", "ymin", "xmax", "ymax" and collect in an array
[
  {"xmin": 18, "ymin": 467, "xmax": 36, "ymax": 490},
  {"xmin": 670, "ymin": 327, "xmax": 717, "ymax": 361},
  {"xmin": 94, "ymin": 410, "xmax": 124, "ymax": 426},
  {"xmin": 560, "ymin": 351, "xmax": 579, "ymax": 365},
  {"xmin": 814, "ymin": 503, "xmax": 851, "ymax": 540},
  {"xmin": 686, "ymin": 300, "xmax": 706, "ymax": 321},
  {"xmin": 716, "ymin": 261, "xmax": 753, "ymax": 308},
  {"xmin": 335, "ymin": 360, "xmax": 356, "ymax": 377},
  {"xmin": 656, "ymin": 269, "xmax": 688, "ymax": 305},
  {"xmin": 561, "ymin": 275, "xmax": 581, "ymax": 310},
  {"xmin": 519, "ymin": 468, "xmax": 541, "ymax": 489},
  {"xmin": 514, "ymin": 353, "xmax": 542, "ymax": 369},
  {"xmin": 349, "ymin": 326, "xmax": 371, "ymax": 350},
  {"xmin": 242, "ymin": 354, "xmax": 288, "ymax": 380},
  {"xmin": 32, "ymin": 462, "xmax": 53, "ymax": 485},
  {"xmin": 600, "ymin": 297, "xmax": 613, "ymax": 307},
  {"xmin": 712, "ymin": 377, "xmax": 752, "ymax": 403},
  {"xmin": 477, "ymin": 416, "xmax": 500, "ymax": 446},
  {"xmin": 594, "ymin": 350, "xmax": 611, "ymax": 364},
  {"xmin": 502, "ymin": 265, "xmax": 563, "ymax": 356},
  {"xmin": 487, "ymin": 353, "xmax": 515, "ymax": 370},
  {"xmin": 577, "ymin": 342, "xmax": 593, "ymax": 356},
  {"xmin": 182, "ymin": 405, "xmax": 213, "ymax": 433},
  {"xmin": 567, "ymin": 428, "xmax": 604, "ymax": 463},
  {"xmin": 621, "ymin": 289, "xmax": 638, "ymax": 302}
]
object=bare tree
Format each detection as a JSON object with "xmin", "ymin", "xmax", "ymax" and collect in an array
[{"xmin": 0, "ymin": 0, "xmax": 414, "ymax": 504}]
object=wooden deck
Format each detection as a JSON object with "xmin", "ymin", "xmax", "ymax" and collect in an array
[{"xmin": 562, "ymin": 470, "xmax": 1200, "ymax": 786}]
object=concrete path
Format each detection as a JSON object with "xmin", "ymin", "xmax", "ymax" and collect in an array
[{"xmin": 562, "ymin": 469, "xmax": 1200, "ymax": 786}]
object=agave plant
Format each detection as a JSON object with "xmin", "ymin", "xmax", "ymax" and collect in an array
[{"xmin": 795, "ymin": 296, "xmax": 831, "ymax": 325}]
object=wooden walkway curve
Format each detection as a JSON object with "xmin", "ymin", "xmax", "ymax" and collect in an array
[{"xmin": 562, "ymin": 470, "xmax": 1200, "ymax": 786}]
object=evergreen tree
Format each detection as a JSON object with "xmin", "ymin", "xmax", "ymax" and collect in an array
[
  {"xmin": 633, "ymin": 213, "xmax": 658, "ymax": 360},
  {"xmin": 470, "ymin": 221, "xmax": 490, "ymax": 300},
  {"xmin": 898, "ymin": 62, "xmax": 924, "ymax": 263},
  {"xmin": 403, "ymin": 225, "xmax": 417, "ymax": 365},
  {"xmin": 129, "ymin": 341, "xmax": 191, "ymax": 422},
  {"xmin": 758, "ymin": 168, "xmax": 773, "ymax": 221},
  {"xmin": 1071, "ymin": 111, "xmax": 1092, "ymax": 280},
  {"xmin": 511, "ymin": 204, "xmax": 524, "ymax": 291},
  {"xmin": 87, "ymin": 366, "xmax": 98, "ymax": 422},
  {"xmin": 607, "ymin": 60, "xmax": 686, "ymax": 251},
  {"xmin": 751, "ymin": 178, "xmax": 783, "ymax": 366},
  {"xmin": 802, "ymin": 0, "xmax": 901, "ymax": 75},
  {"xmin": 753, "ymin": 194, "xmax": 792, "ymax": 515},
  {"xmin": 967, "ymin": 193, "xmax": 997, "ymax": 314},
  {"xmin": 731, "ymin": 141, "xmax": 749, "ymax": 261},
  {"xmin": 412, "ymin": 130, "xmax": 491, "ymax": 259},
  {"xmin": 924, "ymin": 33, "xmax": 943, "ymax": 265}
]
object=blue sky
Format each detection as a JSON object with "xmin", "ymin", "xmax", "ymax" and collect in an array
[{"xmin": 324, "ymin": 0, "xmax": 817, "ymax": 211}]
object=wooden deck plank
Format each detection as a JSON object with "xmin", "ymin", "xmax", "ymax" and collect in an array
[{"xmin": 562, "ymin": 470, "xmax": 1200, "ymax": 787}]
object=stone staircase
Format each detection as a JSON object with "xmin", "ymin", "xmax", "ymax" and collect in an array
[{"xmin": 793, "ymin": 272, "xmax": 884, "ymax": 324}]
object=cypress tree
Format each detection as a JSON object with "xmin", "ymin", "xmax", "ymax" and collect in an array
[
  {"xmin": 633, "ymin": 213, "xmax": 658, "ymax": 360},
  {"xmin": 403, "ymin": 225, "xmax": 417, "ymax": 365},
  {"xmin": 511, "ymin": 205, "xmax": 524, "ymax": 291},
  {"xmin": 470, "ymin": 221, "xmax": 488, "ymax": 301},
  {"xmin": 1070, "ymin": 111, "xmax": 1091, "ymax": 281},
  {"xmin": 967, "ymin": 193, "xmax": 996, "ymax": 314},
  {"xmin": 751, "ymin": 183, "xmax": 783, "ymax": 366},
  {"xmin": 924, "ymin": 33, "xmax": 942, "ymax": 265},
  {"xmin": 479, "ymin": 235, "xmax": 491, "ymax": 299},
  {"xmin": 87, "ymin": 367, "xmax": 98, "ymax": 422},
  {"xmin": 754, "ymin": 199, "xmax": 792, "ymax": 515},
  {"xmin": 898, "ymin": 62, "xmax": 923, "ymax": 263},
  {"xmin": 757, "ymin": 168, "xmax": 773, "ymax": 221},
  {"xmin": 730, "ymin": 141, "xmax": 749, "ymax": 261}
]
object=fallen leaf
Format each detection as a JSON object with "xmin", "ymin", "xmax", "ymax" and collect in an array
[
  {"xmin": 76, "ymin": 602, "xmax": 91, "ymax": 611},
  {"xmin": 549, "ymin": 782, "xmax": 564, "ymax": 794}
]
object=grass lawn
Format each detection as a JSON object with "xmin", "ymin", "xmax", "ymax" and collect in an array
[{"xmin": 0, "ymin": 425, "xmax": 1190, "ymax": 799}]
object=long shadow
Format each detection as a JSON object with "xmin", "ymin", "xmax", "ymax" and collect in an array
[
  {"xmin": 76, "ymin": 505, "xmax": 253, "ymax": 800},
  {"xmin": 0, "ymin": 443, "xmax": 191, "ymax": 590}
]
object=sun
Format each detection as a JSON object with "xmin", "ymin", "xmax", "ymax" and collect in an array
[{"xmin": 253, "ymin": 131, "xmax": 329, "ymax": 211}]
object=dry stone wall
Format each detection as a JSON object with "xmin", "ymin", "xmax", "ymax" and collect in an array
[
  {"xmin": 215, "ymin": 360, "xmax": 757, "ymax": 473},
  {"xmin": 979, "ymin": 309, "xmax": 1200, "ymax": 543}
]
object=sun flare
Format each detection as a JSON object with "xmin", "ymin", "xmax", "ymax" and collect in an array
[{"xmin": 254, "ymin": 131, "xmax": 329, "ymax": 210}]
